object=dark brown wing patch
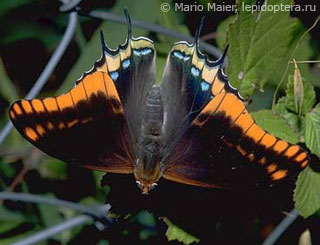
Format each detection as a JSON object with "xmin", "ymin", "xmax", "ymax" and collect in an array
[{"xmin": 164, "ymin": 92, "xmax": 309, "ymax": 188}]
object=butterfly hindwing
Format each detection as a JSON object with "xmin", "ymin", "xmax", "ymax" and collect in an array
[
  {"xmin": 160, "ymin": 42, "xmax": 240, "ymax": 157},
  {"xmin": 161, "ymin": 42, "xmax": 309, "ymax": 189},
  {"xmin": 98, "ymin": 30, "xmax": 156, "ymax": 148}
]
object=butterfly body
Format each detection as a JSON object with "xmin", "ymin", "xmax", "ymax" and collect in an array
[
  {"xmin": 9, "ymin": 12, "xmax": 309, "ymax": 194},
  {"xmin": 135, "ymin": 86, "xmax": 164, "ymax": 193}
]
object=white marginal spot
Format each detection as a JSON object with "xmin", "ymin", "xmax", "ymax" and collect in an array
[
  {"xmin": 86, "ymin": 66, "xmax": 95, "ymax": 74},
  {"xmin": 238, "ymin": 71, "xmax": 244, "ymax": 80},
  {"xmin": 227, "ymin": 81, "xmax": 236, "ymax": 90}
]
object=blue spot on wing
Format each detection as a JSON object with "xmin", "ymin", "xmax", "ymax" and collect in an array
[
  {"xmin": 191, "ymin": 67, "xmax": 200, "ymax": 77},
  {"xmin": 133, "ymin": 48, "xmax": 152, "ymax": 57},
  {"xmin": 183, "ymin": 56, "xmax": 190, "ymax": 61},
  {"xmin": 173, "ymin": 51, "xmax": 191, "ymax": 62},
  {"xmin": 173, "ymin": 51, "xmax": 184, "ymax": 59},
  {"xmin": 133, "ymin": 50, "xmax": 141, "ymax": 56},
  {"xmin": 201, "ymin": 81, "xmax": 210, "ymax": 91},
  {"xmin": 122, "ymin": 59, "xmax": 130, "ymax": 68},
  {"xmin": 141, "ymin": 48, "xmax": 152, "ymax": 55},
  {"xmin": 110, "ymin": 71, "xmax": 119, "ymax": 81}
]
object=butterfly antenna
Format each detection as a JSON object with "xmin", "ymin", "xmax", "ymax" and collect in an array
[
  {"xmin": 221, "ymin": 45, "xmax": 229, "ymax": 61},
  {"xmin": 100, "ymin": 30, "xmax": 107, "ymax": 52},
  {"xmin": 219, "ymin": 44, "xmax": 229, "ymax": 67},
  {"xmin": 124, "ymin": 8, "xmax": 132, "ymax": 39},
  {"xmin": 194, "ymin": 16, "xmax": 205, "ymax": 47}
]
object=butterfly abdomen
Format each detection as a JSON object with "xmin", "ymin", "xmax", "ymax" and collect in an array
[
  {"xmin": 142, "ymin": 86, "xmax": 164, "ymax": 137},
  {"xmin": 133, "ymin": 86, "xmax": 164, "ymax": 190}
]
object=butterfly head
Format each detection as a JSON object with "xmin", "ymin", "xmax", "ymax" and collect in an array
[
  {"xmin": 135, "ymin": 180, "xmax": 158, "ymax": 194},
  {"xmin": 133, "ymin": 151, "xmax": 163, "ymax": 194}
]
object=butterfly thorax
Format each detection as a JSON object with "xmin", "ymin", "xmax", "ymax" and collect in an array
[{"xmin": 134, "ymin": 86, "xmax": 164, "ymax": 194}]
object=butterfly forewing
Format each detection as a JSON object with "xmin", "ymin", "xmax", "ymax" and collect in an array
[{"xmin": 9, "ymin": 71, "xmax": 134, "ymax": 173}]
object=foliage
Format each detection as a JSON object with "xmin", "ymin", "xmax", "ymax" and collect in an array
[
  {"xmin": 162, "ymin": 218, "xmax": 200, "ymax": 244},
  {"xmin": 294, "ymin": 166, "xmax": 320, "ymax": 218},
  {"xmin": 251, "ymin": 110, "xmax": 299, "ymax": 144},
  {"xmin": 293, "ymin": 104, "xmax": 320, "ymax": 218},
  {"xmin": 227, "ymin": 0, "xmax": 296, "ymax": 97}
]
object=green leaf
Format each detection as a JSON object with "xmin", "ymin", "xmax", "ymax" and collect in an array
[
  {"xmin": 285, "ymin": 75, "xmax": 315, "ymax": 116},
  {"xmin": 38, "ymin": 195, "xmax": 63, "ymax": 228},
  {"xmin": 39, "ymin": 157, "xmax": 66, "ymax": 179},
  {"xmin": 269, "ymin": 20, "xmax": 320, "ymax": 88},
  {"xmin": 304, "ymin": 104, "xmax": 320, "ymax": 155},
  {"xmin": 38, "ymin": 194, "xmax": 66, "ymax": 242},
  {"xmin": 294, "ymin": 167, "xmax": 320, "ymax": 218},
  {"xmin": 227, "ymin": 0, "xmax": 296, "ymax": 97},
  {"xmin": 0, "ymin": 0, "xmax": 35, "ymax": 17},
  {"xmin": 136, "ymin": 211, "xmax": 156, "ymax": 227},
  {"xmin": 274, "ymin": 97, "xmax": 300, "ymax": 131},
  {"xmin": 0, "ymin": 206, "xmax": 27, "ymax": 233},
  {"xmin": 216, "ymin": 15, "xmax": 235, "ymax": 50},
  {"xmin": 0, "ymin": 57, "xmax": 18, "ymax": 103},
  {"xmin": 162, "ymin": 217, "xmax": 200, "ymax": 245},
  {"xmin": 294, "ymin": 104, "xmax": 320, "ymax": 218},
  {"xmin": 251, "ymin": 110, "xmax": 299, "ymax": 144},
  {"xmin": 0, "ymin": 227, "xmax": 44, "ymax": 245},
  {"xmin": 156, "ymin": 0, "xmax": 189, "ymax": 36}
]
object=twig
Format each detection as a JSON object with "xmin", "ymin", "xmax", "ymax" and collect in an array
[
  {"xmin": 0, "ymin": 11, "xmax": 78, "ymax": 146},
  {"xmin": 288, "ymin": 60, "xmax": 320, "ymax": 64},
  {"xmin": 262, "ymin": 208, "xmax": 299, "ymax": 245},
  {"xmin": 13, "ymin": 215, "xmax": 92, "ymax": 245},
  {"xmin": 81, "ymin": 10, "xmax": 223, "ymax": 58},
  {"xmin": 200, "ymin": 32, "xmax": 217, "ymax": 41},
  {"xmin": 0, "ymin": 192, "xmax": 111, "ymax": 222},
  {"xmin": 7, "ymin": 165, "xmax": 30, "ymax": 191}
]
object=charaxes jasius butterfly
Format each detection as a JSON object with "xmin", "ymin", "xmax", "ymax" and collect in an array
[{"xmin": 9, "ymin": 10, "xmax": 309, "ymax": 194}]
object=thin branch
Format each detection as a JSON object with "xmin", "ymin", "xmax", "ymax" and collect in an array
[
  {"xmin": 200, "ymin": 32, "xmax": 218, "ymax": 41},
  {"xmin": 0, "ymin": 192, "xmax": 111, "ymax": 222},
  {"xmin": 7, "ymin": 164, "xmax": 30, "ymax": 191},
  {"xmin": 262, "ymin": 208, "xmax": 299, "ymax": 245},
  {"xmin": 0, "ymin": 11, "xmax": 78, "ymax": 146},
  {"xmin": 13, "ymin": 215, "xmax": 92, "ymax": 245},
  {"xmin": 81, "ymin": 10, "xmax": 223, "ymax": 58},
  {"xmin": 289, "ymin": 60, "xmax": 320, "ymax": 64}
]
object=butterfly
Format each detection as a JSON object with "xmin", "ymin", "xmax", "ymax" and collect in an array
[{"xmin": 9, "ymin": 11, "xmax": 309, "ymax": 194}]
